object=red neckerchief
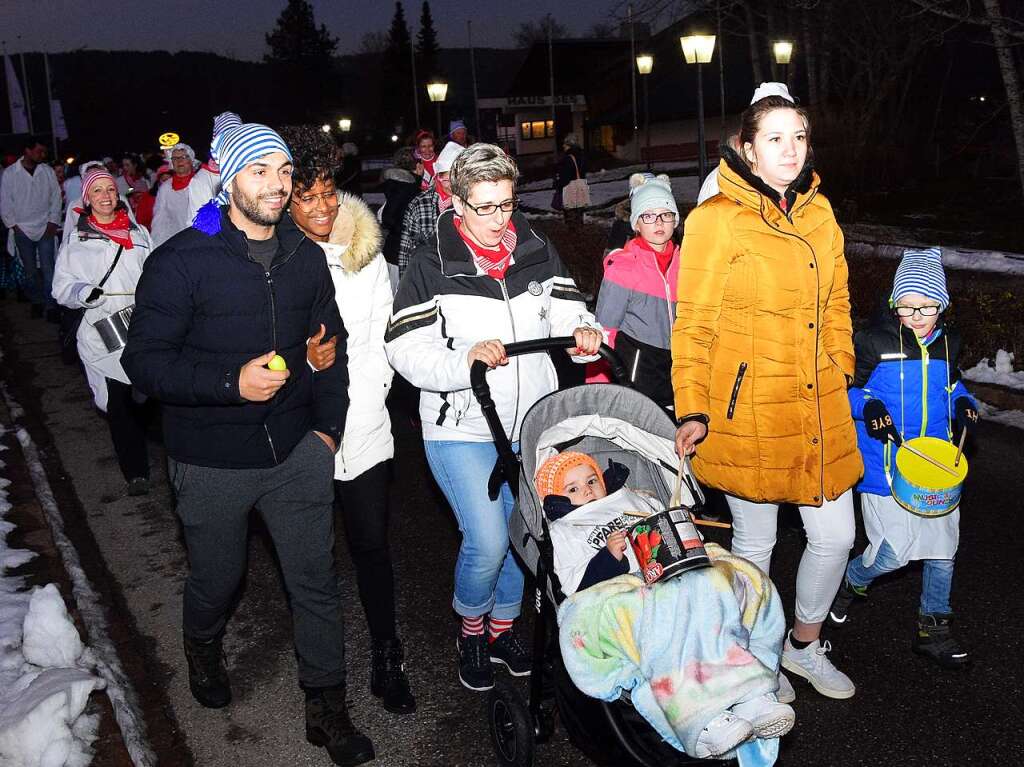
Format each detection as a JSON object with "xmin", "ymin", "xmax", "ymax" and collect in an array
[
  {"xmin": 201, "ymin": 161, "xmax": 220, "ymax": 174},
  {"xmin": 454, "ymin": 217, "xmax": 518, "ymax": 279},
  {"xmin": 437, "ymin": 184, "xmax": 453, "ymax": 212},
  {"xmin": 171, "ymin": 171, "xmax": 195, "ymax": 191},
  {"xmin": 88, "ymin": 209, "xmax": 134, "ymax": 250},
  {"xmin": 632, "ymin": 236, "xmax": 675, "ymax": 275}
]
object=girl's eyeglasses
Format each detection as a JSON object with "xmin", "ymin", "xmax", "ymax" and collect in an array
[{"xmin": 638, "ymin": 212, "xmax": 678, "ymax": 225}]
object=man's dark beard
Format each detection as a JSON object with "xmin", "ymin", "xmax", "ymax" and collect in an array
[{"xmin": 233, "ymin": 185, "xmax": 287, "ymax": 226}]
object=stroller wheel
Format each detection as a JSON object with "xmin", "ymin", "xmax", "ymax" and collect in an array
[{"xmin": 488, "ymin": 680, "xmax": 534, "ymax": 767}]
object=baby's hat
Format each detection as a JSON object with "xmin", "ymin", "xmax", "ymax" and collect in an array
[
  {"xmin": 890, "ymin": 247, "xmax": 949, "ymax": 311},
  {"xmin": 628, "ymin": 173, "xmax": 678, "ymax": 230},
  {"xmin": 535, "ymin": 452, "xmax": 604, "ymax": 499}
]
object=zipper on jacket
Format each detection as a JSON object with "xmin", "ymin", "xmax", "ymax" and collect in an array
[
  {"xmin": 726, "ymin": 362, "xmax": 748, "ymax": 419},
  {"xmin": 631, "ymin": 348, "xmax": 641, "ymax": 383},
  {"xmin": 498, "ymin": 278, "xmax": 522, "ymax": 437},
  {"xmin": 264, "ymin": 423, "xmax": 279, "ymax": 464}
]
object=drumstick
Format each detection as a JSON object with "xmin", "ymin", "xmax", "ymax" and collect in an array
[
  {"xmin": 897, "ymin": 439, "xmax": 960, "ymax": 478},
  {"xmin": 954, "ymin": 429, "xmax": 967, "ymax": 467},
  {"xmin": 693, "ymin": 518, "xmax": 732, "ymax": 529},
  {"xmin": 623, "ymin": 510, "xmax": 652, "ymax": 519}
]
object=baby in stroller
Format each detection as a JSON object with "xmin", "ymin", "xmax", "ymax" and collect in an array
[{"xmin": 537, "ymin": 451, "xmax": 795, "ymax": 761}]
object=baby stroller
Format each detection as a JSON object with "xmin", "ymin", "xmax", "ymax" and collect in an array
[{"xmin": 470, "ymin": 338, "xmax": 727, "ymax": 767}]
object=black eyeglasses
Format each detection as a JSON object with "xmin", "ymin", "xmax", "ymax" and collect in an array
[
  {"xmin": 637, "ymin": 211, "xmax": 678, "ymax": 225},
  {"xmin": 461, "ymin": 198, "xmax": 520, "ymax": 217},
  {"xmin": 894, "ymin": 305, "xmax": 941, "ymax": 317}
]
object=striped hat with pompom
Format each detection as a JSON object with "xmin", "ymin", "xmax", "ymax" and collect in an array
[{"xmin": 891, "ymin": 247, "xmax": 950, "ymax": 312}]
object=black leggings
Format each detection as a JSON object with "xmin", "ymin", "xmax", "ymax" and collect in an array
[
  {"xmin": 334, "ymin": 461, "xmax": 397, "ymax": 642},
  {"xmin": 105, "ymin": 378, "xmax": 150, "ymax": 482}
]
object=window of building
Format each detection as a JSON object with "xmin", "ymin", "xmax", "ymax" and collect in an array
[{"xmin": 520, "ymin": 120, "xmax": 557, "ymax": 140}]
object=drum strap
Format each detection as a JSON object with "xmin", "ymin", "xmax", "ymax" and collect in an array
[{"xmin": 943, "ymin": 334, "xmax": 953, "ymax": 440}]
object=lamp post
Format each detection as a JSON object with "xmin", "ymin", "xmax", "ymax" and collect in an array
[
  {"xmin": 773, "ymin": 41, "xmax": 793, "ymax": 85},
  {"xmin": 680, "ymin": 34, "xmax": 716, "ymax": 185},
  {"xmin": 426, "ymin": 81, "xmax": 448, "ymax": 140},
  {"xmin": 636, "ymin": 53, "xmax": 653, "ymax": 169},
  {"xmin": 338, "ymin": 118, "xmax": 352, "ymax": 133}
]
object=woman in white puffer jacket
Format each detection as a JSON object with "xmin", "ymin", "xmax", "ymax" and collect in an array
[
  {"xmin": 282, "ymin": 124, "xmax": 415, "ymax": 717},
  {"xmin": 52, "ymin": 168, "xmax": 153, "ymax": 494}
]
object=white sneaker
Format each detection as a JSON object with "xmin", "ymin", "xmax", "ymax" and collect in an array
[
  {"xmin": 781, "ymin": 636, "xmax": 856, "ymax": 699},
  {"xmin": 731, "ymin": 694, "xmax": 796, "ymax": 738},
  {"xmin": 693, "ymin": 712, "xmax": 754, "ymax": 758},
  {"xmin": 776, "ymin": 670, "xmax": 796, "ymax": 704}
]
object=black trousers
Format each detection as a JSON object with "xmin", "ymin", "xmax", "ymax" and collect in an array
[
  {"xmin": 335, "ymin": 460, "xmax": 397, "ymax": 643},
  {"xmin": 170, "ymin": 432, "xmax": 345, "ymax": 688},
  {"xmin": 105, "ymin": 378, "xmax": 150, "ymax": 482}
]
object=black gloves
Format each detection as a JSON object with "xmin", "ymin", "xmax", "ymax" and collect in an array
[
  {"xmin": 954, "ymin": 397, "xmax": 979, "ymax": 441},
  {"xmin": 85, "ymin": 287, "xmax": 104, "ymax": 303},
  {"xmin": 863, "ymin": 398, "xmax": 902, "ymax": 445}
]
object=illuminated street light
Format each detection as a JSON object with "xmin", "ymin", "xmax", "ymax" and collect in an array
[
  {"xmin": 338, "ymin": 118, "xmax": 352, "ymax": 132},
  {"xmin": 321, "ymin": 124, "xmax": 331, "ymax": 133},
  {"xmin": 773, "ymin": 41, "xmax": 793, "ymax": 65},
  {"xmin": 426, "ymin": 80, "xmax": 449, "ymax": 138},
  {"xmin": 636, "ymin": 54, "xmax": 654, "ymax": 168},
  {"xmin": 680, "ymin": 34, "xmax": 716, "ymax": 183}
]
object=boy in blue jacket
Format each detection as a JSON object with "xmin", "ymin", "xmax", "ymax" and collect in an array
[{"xmin": 828, "ymin": 248, "xmax": 978, "ymax": 669}]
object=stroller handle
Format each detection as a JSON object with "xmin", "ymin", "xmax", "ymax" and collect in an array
[
  {"xmin": 470, "ymin": 336, "xmax": 627, "ymax": 401},
  {"xmin": 469, "ymin": 337, "xmax": 626, "ymax": 501}
]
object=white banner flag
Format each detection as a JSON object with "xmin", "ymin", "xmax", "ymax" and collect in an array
[
  {"xmin": 50, "ymin": 99, "xmax": 68, "ymax": 141},
  {"xmin": 5, "ymin": 55, "xmax": 30, "ymax": 134}
]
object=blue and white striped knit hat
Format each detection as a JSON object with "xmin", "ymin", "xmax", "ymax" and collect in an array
[
  {"xmin": 890, "ymin": 247, "xmax": 950, "ymax": 311},
  {"xmin": 209, "ymin": 111, "xmax": 242, "ymax": 162},
  {"xmin": 213, "ymin": 123, "xmax": 293, "ymax": 204}
]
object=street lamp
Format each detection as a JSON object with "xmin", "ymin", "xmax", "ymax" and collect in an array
[
  {"xmin": 636, "ymin": 54, "xmax": 654, "ymax": 169},
  {"xmin": 773, "ymin": 40, "xmax": 793, "ymax": 84},
  {"xmin": 338, "ymin": 118, "xmax": 352, "ymax": 133},
  {"xmin": 321, "ymin": 124, "xmax": 331, "ymax": 134},
  {"xmin": 426, "ymin": 80, "xmax": 449, "ymax": 140},
  {"xmin": 680, "ymin": 34, "xmax": 716, "ymax": 184}
]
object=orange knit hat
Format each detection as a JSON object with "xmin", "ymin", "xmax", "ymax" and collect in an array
[{"xmin": 534, "ymin": 452, "xmax": 605, "ymax": 499}]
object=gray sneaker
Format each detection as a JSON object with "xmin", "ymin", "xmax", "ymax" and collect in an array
[
  {"xmin": 775, "ymin": 670, "xmax": 796, "ymax": 704},
  {"xmin": 781, "ymin": 636, "xmax": 855, "ymax": 699}
]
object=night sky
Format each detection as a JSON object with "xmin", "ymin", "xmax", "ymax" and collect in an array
[{"xmin": 5, "ymin": 0, "xmax": 617, "ymax": 59}]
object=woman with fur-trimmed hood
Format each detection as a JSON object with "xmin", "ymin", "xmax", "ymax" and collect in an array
[{"xmin": 279, "ymin": 125, "xmax": 417, "ymax": 720}]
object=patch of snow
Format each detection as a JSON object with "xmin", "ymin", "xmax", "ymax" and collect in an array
[
  {"xmin": 962, "ymin": 350, "xmax": 1024, "ymax": 391},
  {"xmin": 977, "ymin": 400, "xmax": 1024, "ymax": 430},
  {"xmin": 520, "ymin": 175, "xmax": 701, "ymax": 214},
  {"xmin": 0, "ymin": 425, "xmax": 103, "ymax": 767},
  {"xmin": 844, "ymin": 235, "xmax": 1024, "ymax": 277},
  {"xmin": 0, "ymin": 391, "xmax": 156, "ymax": 766}
]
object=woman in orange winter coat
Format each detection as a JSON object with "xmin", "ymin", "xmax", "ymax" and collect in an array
[{"xmin": 671, "ymin": 94, "xmax": 862, "ymax": 703}]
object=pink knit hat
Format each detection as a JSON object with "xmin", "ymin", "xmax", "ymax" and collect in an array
[{"xmin": 81, "ymin": 168, "xmax": 115, "ymax": 205}]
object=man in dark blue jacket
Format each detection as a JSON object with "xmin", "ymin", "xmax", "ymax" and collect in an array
[{"xmin": 123, "ymin": 123, "xmax": 374, "ymax": 767}]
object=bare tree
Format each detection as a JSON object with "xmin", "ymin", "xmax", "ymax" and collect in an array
[{"xmin": 512, "ymin": 17, "xmax": 570, "ymax": 48}]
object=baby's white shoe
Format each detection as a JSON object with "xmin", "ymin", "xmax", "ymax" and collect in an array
[
  {"xmin": 731, "ymin": 694, "xmax": 796, "ymax": 739},
  {"xmin": 692, "ymin": 711, "xmax": 754, "ymax": 758}
]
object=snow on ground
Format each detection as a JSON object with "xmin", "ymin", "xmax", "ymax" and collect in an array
[
  {"xmin": 843, "ymin": 229, "xmax": 1024, "ymax": 277},
  {"xmin": 962, "ymin": 350, "xmax": 1024, "ymax": 391},
  {"xmin": 520, "ymin": 174, "xmax": 701, "ymax": 214},
  {"xmin": 0, "ymin": 423, "xmax": 104, "ymax": 766},
  {"xmin": 978, "ymin": 400, "xmax": 1024, "ymax": 430},
  {"xmin": 517, "ymin": 160, "xmax": 697, "ymax": 192},
  {"xmin": 0, "ymin": 379, "xmax": 156, "ymax": 766}
]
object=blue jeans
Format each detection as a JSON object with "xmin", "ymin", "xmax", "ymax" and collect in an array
[
  {"xmin": 14, "ymin": 230, "xmax": 56, "ymax": 308},
  {"xmin": 424, "ymin": 439, "xmax": 524, "ymax": 621},
  {"xmin": 846, "ymin": 540, "xmax": 954, "ymax": 615}
]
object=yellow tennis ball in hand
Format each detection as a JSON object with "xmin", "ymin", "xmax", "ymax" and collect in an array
[{"xmin": 267, "ymin": 354, "xmax": 288, "ymax": 371}]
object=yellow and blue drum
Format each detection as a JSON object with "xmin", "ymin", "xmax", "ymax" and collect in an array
[{"xmin": 890, "ymin": 436, "xmax": 968, "ymax": 518}]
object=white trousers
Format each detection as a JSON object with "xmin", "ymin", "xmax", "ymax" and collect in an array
[{"xmin": 726, "ymin": 490, "xmax": 856, "ymax": 624}]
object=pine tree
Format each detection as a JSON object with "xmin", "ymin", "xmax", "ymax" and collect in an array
[
  {"xmin": 417, "ymin": 2, "xmax": 440, "ymax": 80},
  {"xmin": 383, "ymin": 2, "xmax": 414, "ymax": 131},
  {"xmin": 265, "ymin": 0, "xmax": 338, "ymax": 66}
]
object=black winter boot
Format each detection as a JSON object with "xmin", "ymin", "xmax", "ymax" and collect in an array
[
  {"xmin": 370, "ymin": 638, "xmax": 416, "ymax": 714},
  {"xmin": 912, "ymin": 613, "xmax": 970, "ymax": 669},
  {"xmin": 305, "ymin": 686, "xmax": 376, "ymax": 766},
  {"xmin": 183, "ymin": 633, "xmax": 231, "ymax": 708}
]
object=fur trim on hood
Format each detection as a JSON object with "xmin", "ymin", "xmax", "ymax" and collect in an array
[
  {"xmin": 328, "ymin": 193, "xmax": 382, "ymax": 273},
  {"xmin": 381, "ymin": 167, "xmax": 419, "ymax": 184}
]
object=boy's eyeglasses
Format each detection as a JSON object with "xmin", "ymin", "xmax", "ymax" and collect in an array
[
  {"xmin": 462, "ymin": 198, "xmax": 520, "ymax": 216},
  {"xmin": 894, "ymin": 305, "xmax": 940, "ymax": 317},
  {"xmin": 638, "ymin": 212, "xmax": 678, "ymax": 225}
]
